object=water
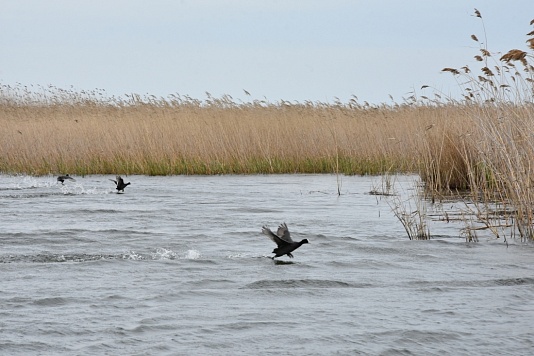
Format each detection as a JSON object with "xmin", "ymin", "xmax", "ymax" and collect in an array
[{"xmin": 1, "ymin": 174, "xmax": 533, "ymax": 355}]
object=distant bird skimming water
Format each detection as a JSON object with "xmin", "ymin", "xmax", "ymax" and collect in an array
[
  {"xmin": 57, "ymin": 174, "xmax": 75, "ymax": 184},
  {"xmin": 110, "ymin": 175, "xmax": 130, "ymax": 193}
]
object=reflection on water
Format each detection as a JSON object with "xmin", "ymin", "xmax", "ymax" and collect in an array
[{"xmin": 1, "ymin": 174, "xmax": 534, "ymax": 355}]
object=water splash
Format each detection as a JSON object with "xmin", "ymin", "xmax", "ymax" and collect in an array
[
  {"xmin": 184, "ymin": 250, "xmax": 201, "ymax": 259},
  {"xmin": 122, "ymin": 251, "xmax": 143, "ymax": 260},
  {"xmin": 120, "ymin": 249, "xmax": 180, "ymax": 261},
  {"xmin": 0, "ymin": 175, "xmax": 53, "ymax": 190},
  {"xmin": 153, "ymin": 248, "xmax": 177, "ymax": 260},
  {"xmin": 59, "ymin": 184, "xmax": 110, "ymax": 195},
  {"xmin": 227, "ymin": 252, "xmax": 254, "ymax": 259}
]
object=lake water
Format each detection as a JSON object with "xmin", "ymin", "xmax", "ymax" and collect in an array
[{"xmin": 1, "ymin": 174, "xmax": 533, "ymax": 355}]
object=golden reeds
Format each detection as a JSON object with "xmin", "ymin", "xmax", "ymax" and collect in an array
[
  {"xmin": 1, "ymin": 85, "xmax": 435, "ymax": 176},
  {"xmin": 419, "ymin": 11, "xmax": 534, "ymax": 241},
  {"xmin": 500, "ymin": 49, "xmax": 527, "ymax": 62}
]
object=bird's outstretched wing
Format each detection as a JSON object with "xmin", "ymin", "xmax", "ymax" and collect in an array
[
  {"xmin": 109, "ymin": 179, "xmax": 117, "ymax": 185},
  {"xmin": 262, "ymin": 226, "xmax": 289, "ymax": 247},
  {"xmin": 276, "ymin": 222, "xmax": 293, "ymax": 242}
]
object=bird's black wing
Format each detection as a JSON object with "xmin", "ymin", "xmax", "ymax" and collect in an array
[
  {"xmin": 276, "ymin": 222, "xmax": 293, "ymax": 243},
  {"xmin": 262, "ymin": 226, "xmax": 289, "ymax": 247}
]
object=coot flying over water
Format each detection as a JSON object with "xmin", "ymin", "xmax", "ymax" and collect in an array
[
  {"xmin": 262, "ymin": 222, "xmax": 309, "ymax": 259},
  {"xmin": 57, "ymin": 174, "xmax": 75, "ymax": 184},
  {"xmin": 110, "ymin": 175, "xmax": 130, "ymax": 193}
]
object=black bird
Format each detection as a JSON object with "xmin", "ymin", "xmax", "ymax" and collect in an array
[
  {"xmin": 262, "ymin": 222, "xmax": 309, "ymax": 259},
  {"xmin": 57, "ymin": 174, "xmax": 76, "ymax": 184},
  {"xmin": 110, "ymin": 175, "xmax": 130, "ymax": 193}
]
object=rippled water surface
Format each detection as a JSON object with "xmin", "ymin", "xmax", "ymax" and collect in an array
[{"xmin": 1, "ymin": 174, "xmax": 534, "ymax": 355}]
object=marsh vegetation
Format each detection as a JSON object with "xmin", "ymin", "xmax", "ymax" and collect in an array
[{"xmin": 0, "ymin": 84, "xmax": 433, "ymax": 176}]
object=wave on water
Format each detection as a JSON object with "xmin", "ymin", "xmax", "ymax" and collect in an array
[
  {"xmin": 244, "ymin": 279, "xmax": 368, "ymax": 289},
  {"xmin": 0, "ymin": 182, "xmax": 112, "ymax": 198},
  {"xmin": 72, "ymin": 208, "xmax": 121, "ymax": 214},
  {"xmin": 119, "ymin": 248, "xmax": 201, "ymax": 261},
  {"xmin": 227, "ymin": 252, "xmax": 268, "ymax": 259},
  {"xmin": 0, "ymin": 229, "xmax": 155, "ymax": 241},
  {"xmin": 409, "ymin": 277, "xmax": 534, "ymax": 290},
  {"xmin": 119, "ymin": 248, "xmax": 203, "ymax": 261},
  {"xmin": 0, "ymin": 253, "xmax": 116, "ymax": 263},
  {"xmin": 59, "ymin": 185, "xmax": 113, "ymax": 195},
  {"xmin": 32, "ymin": 297, "xmax": 70, "ymax": 307},
  {"xmin": 0, "ymin": 192, "xmax": 68, "ymax": 199},
  {"xmin": 0, "ymin": 176, "xmax": 53, "ymax": 190},
  {"xmin": 0, "ymin": 248, "xmax": 203, "ymax": 263}
]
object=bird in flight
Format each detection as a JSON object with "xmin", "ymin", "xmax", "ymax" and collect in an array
[
  {"xmin": 262, "ymin": 222, "xmax": 309, "ymax": 259},
  {"xmin": 57, "ymin": 174, "xmax": 75, "ymax": 184},
  {"xmin": 110, "ymin": 175, "xmax": 131, "ymax": 193}
]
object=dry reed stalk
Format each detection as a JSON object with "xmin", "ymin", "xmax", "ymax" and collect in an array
[{"xmin": 386, "ymin": 178, "xmax": 431, "ymax": 240}]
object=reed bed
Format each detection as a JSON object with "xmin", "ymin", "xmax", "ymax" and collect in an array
[{"xmin": 1, "ymin": 85, "xmax": 447, "ymax": 176}]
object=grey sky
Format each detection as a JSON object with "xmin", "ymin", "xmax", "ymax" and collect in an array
[{"xmin": 1, "ymin": 0, "xmax": 533, "ymax": 104}]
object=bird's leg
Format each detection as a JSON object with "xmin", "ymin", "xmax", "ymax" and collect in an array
[
  {"xmin": 287, "ymin": 253, "xmax": 294, "ymax": 258},
  {"xmin": 271, "ymin": 256, "xmax": 275, "ymax": 260}
]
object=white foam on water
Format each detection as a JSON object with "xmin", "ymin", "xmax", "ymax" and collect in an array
[
  {"xmin": 122, "ymin": 251, "xmax": 143, "ymax": 260},
  {"xmin": 59, "ymin": 183, "xmax": 111, "ymax": 195},
  {"xmin": 184, "ymin": 249, "xmax": 201, "ymax": 259},
  {"xmin": 153, "ymin": 248, "xmax": 177, "ymax": 260}
]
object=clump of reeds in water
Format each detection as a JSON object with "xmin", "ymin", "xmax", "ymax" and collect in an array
[
  {"xmin": 379, "ymin": 175, "xmax": 431, "ymax": 240},
  {"xmin": 418, "ymin": 10, "xmax": 534, "ymax": 241}
]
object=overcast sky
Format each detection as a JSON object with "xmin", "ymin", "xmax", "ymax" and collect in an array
[{"xmin": 1, "ymin": 0, "xmax": 533, "ymax": 104}]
